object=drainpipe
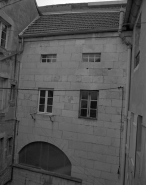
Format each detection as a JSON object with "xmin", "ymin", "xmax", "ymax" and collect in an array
[{"xmin": 118, "ymin": 8, "xmax": 132, "ymax": 185}]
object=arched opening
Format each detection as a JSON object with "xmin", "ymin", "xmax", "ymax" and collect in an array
[{"xmin": 19, "ymin": 142, "xmax": 71, "ymax": 176}]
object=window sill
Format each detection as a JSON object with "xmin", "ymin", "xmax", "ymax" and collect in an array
[
  {"xmin": 78, "ymin": 116, "xmax": 97, "ymax": 120},
  {"xmin": 37, "ymin": 112, "xmax": 53, "ymax": 116}
]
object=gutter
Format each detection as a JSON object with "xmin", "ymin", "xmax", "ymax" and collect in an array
[
  {"xmin": 19, "ymin": 28, "xmax": 119, "ymax": 39},
  {"xmin": 118, "ymin": 8, "xmax": 132, "ymax": 185},
  {"xmin": 124, "ymin": 0, "xmax": 142, "ymax": 29}
]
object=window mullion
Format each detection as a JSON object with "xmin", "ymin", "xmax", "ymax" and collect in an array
[{"xmin": 45, "ymin": 90, "xmax": 48, "ymax": 112}]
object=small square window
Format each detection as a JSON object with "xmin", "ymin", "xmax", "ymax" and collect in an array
[
  {"xmin": 82, "ymin": 53, "xmax": 101, "ymax": 63},
  {"xmin": 41, "ymin": 54, "xmax": 57, "ymax": 63},
  {"xmin": 38, "ymin": 89, "xmax": 54, "ymax": 113},
  {"xmin": 7, "ymin": 137, "xmax": 13, "ymax": 156},
  {"xmin": 79, "ymin": 90, "xmax": 99, "ymax": 119}
]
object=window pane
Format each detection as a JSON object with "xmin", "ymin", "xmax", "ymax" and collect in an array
[
  {"xmin": 48, "ymin": 145, "xmax": 65, "ymax": 173},
  {"xmin": 47, "ymin": 106, "xmax": 52, "ymax": 113},
  {"xmin": 81, "ymin": 100, "xmax": 88, "ymax": 108},
  {"xmin": 41, "ymin": 143, "xmax": 49, "ymax": 170},
  {"xmin": 90, "ymin": 91, "xmax": 97, "ymax": 100},
  {"xmin": 47, "ymin": 59, "xmax": 51, "ymax": 63},
  {"xmin": 1, "ymin": 39, "xmax": 5, "ymax": 47},
  {"xmin": 1, "ymin": 32, "xmax": 6, "ymax": 40},
  {"xmin": 81, "ymin": 91, "xmax": 88, "ymax": 100},
  {"xmin": 39, "ymin": 105, "xmax": 45, "ymax": 112},
  {"xmin": 42, "ymin": 59, "xmax": 46, "ymax": 63},
  {"xmin": 48, "ymin": 91, "xmax": 53, "ymax": 97},
  {"xmin": 89, "ymin": 57, "xmax": 94, "ymax": 62},
  {"xmin": 26, "ymin": 143, "xmax": 40, "ymax": 168},
  {"xmin": 40, "ymin": 97, "xmax": 45, "ymax": 104},
  {"xmin": 42, "ymin": 55, "xmax": 47, "ymax": 59},
  {"xmin": 47, "ymin": 98, "xmax": 53, "ymax": 105},
  {"xmin": 90, "ymin": 109, "xmax": 96, "ymax": 118},
  {"xmin": 95, "ymin": 57, "xmax": 100, "ymax": 62},
  {"xmin": 80, "ymin": 109, "xmax": 87, "ymax": 117},
  {"xmin": 40, "ymin": 90, "xmax": 46, "ymax": 97},
  {"xmin": 90, "ymin": 101, "xmax": 97, "ymax": 109}
]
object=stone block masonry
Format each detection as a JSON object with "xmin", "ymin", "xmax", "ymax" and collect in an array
[{"xmin": 14, "ymin": 33, "xmax": 128, "ymax": 185}]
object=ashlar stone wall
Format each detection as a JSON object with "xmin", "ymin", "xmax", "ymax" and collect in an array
[{"xmin": 15, "ymin": 32, "xmax": 128, "ymax": 185}]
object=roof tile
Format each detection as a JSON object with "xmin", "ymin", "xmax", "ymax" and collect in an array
[{"xmin": 21, "ymin": 11, "xmax": 120, "ymax": 37}]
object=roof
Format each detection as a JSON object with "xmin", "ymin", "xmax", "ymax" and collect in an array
[{"xmin": 20, "ymin": 11, "xmax": 120, "ymax": 38}]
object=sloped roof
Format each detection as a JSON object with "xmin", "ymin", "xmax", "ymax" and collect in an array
[{"xmin": 20, "ymin": 11, "xmax": 120, "ymax": 38}]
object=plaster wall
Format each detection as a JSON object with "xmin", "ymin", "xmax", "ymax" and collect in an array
[{"xmin": 14, "ymin": 32, "xmax": 128, "ymax": 185}]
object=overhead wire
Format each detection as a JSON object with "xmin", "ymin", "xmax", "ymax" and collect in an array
[{"xmin": 0, "ymin": 86, "xmax": 123, "ymax": 91}]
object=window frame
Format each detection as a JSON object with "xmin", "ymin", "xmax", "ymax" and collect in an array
[
  {"xmin": 0, "ymin": 78, "xmax": 8, "ymax": 111},
  {"xmin": 0, "ymin": 21, "xmax": 8, "ymax": 48},
  {"xmin": 0, "ymin": 137, "xmax": 4, "ymax": 170},
  {"xmin": 37, "ymin": 89, "xmax": 54, "ymax": 114},
  {"xmin": 79, "ymin": 90, "xmax": 99, "ymax": 119},
  {"xmin": 41, "ymin": 54, "xmax": 57, "ymax": 63},
  {"xmin": 134, "ymin": 13, "xmax": 141, "ymax": 69},
  {"xmin": 7, "ymin": 137, "xmax": 13, "ymax": 156},
  {"xmin": 82, "ymin": 53, "xmax": 101, "ymax": 63}
]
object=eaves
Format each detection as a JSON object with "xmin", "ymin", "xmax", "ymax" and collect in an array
[{"xmin": 19, "ymin": 28, "xmax": 119, "ymax": 39}]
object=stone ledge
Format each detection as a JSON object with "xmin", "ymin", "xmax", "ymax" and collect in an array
[{"xmin": 13, "ymin": 164, "xmax": 82, "ymax": 183}]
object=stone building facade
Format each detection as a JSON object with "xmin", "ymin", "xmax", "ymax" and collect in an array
[
  {"xmin": 11, "ymin": 2, "xmax": 131, "ymax": 185},
  {"xmin": 0, "ymin": 0, "xmax": 39, "ymax": 184}
]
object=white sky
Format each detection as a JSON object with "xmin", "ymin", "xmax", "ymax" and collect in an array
[{"xmin": 36, "ymin": 0, "xmax": 121, "ymax": 6}]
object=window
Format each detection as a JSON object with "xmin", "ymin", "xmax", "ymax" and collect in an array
[
  {"xmin": 82, "ymin": 53, "xmax": 101, "ymax": 62},
  {"xmin": 136, "ymin": 115, "xmax": 142, "ymax": 152},
  {"xmin": 0, "ymin": 78, "xmax": 8, "ymax": 111},
  {"xmin": 0, "ymin": 138, "xmax": 4, "ymax": 170},
  {"xmin": 10, "ymin": 85, "xmax": 16, "ymax": 101},
  {"xmin": 134, "ymin": 14, "xmax": 141, "ymax": 68},
  {"xmin": 79, "ymin": 90, "xmax": 99, "ymax": 119},
  {"xmin": 41, "ymin": 54, "xmax": 57, "ymax": 63},
  {"xmin": 19, "ymin": 142, "xmax": 71, "ymax": 176},
  {"xmin": 0, "ymin": 22, "xmax": 7, "ymax": 48},
  {"xmin": 38, "ymin": 89, "xmax": 53, "ymax": 113},
  {"xmin": 7, "ymin": 137, "xmax": 13, "ymax": 156}
]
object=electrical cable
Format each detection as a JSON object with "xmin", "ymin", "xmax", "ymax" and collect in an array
[{"xmin": 0, "ymin": 86, "xmax": 123, "ymax": 91}]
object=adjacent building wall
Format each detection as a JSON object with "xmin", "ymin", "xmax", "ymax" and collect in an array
[
  {"xmin": 13, "ymin": 32, "xmax": 129, "ymax": 185},
  {"xmin": 0, "ymin": 0, "xmax": 39, "ymax": 184},
  {"xmin": 0, "ymin": 0, "xmax": 39, "ymax": 51},
  {"xmin": 125, "ymin": 0, "xmax": 146, "ymax": 185}
]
